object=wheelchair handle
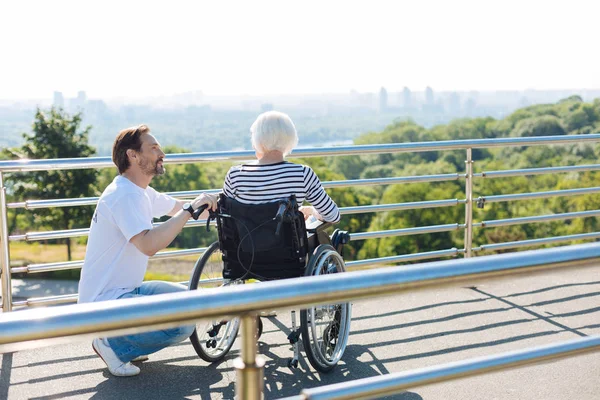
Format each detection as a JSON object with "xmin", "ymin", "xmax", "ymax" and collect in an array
[
  {"xmin": 274, "ymin": 201, "xmax": 288, "ymax": 236},
  {"xmin": 192, "ymin": 204, "xmax": 209, "ymax": 220}
]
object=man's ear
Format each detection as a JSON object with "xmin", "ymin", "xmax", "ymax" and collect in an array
[{"xmin": 126, "ymin": 149, "xmax": 137, "ymax": 160}]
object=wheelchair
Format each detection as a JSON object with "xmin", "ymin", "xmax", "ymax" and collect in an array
[{"xmin": 187, "ymin": 194, "xmax": 352, "ymax": 373}]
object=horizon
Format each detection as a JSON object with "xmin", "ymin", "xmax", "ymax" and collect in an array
[{"xmin": 3, "ymin": 88, "xmax": 599, "ymax": 110}]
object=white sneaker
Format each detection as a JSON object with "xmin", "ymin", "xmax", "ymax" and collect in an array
[
  {"xmin": 131, "ymin": 355, "xmax": 149, "ymax": 362},
  {"xmin": 92, "ymin": 338, "xmax": 141, "ymax": 377}
]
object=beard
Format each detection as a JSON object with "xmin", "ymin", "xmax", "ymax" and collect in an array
[{"xmin": 139, "ymin": 157, "xmax": 165, "ymax": 176}]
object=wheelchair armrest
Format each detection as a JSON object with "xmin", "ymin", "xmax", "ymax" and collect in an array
[{"xmin": 306, "ymin": 219, "xmax": 333, "ymax": 234}]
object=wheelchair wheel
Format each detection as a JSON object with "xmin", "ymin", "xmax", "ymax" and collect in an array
[
  {"xmin": 189, "ymin": 241, "xmax": 240, "ymax": 362},
  {"xmin": 256, "ymin": 317, "xmax": 263, "ymax": 340},
  {"xmin": 300, "ymin": 244, "xmax": 352, "ymax": 373}
]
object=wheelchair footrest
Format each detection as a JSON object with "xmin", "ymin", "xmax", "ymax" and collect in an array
[
  {"xmin": 287, "ymin": 357, "xmax": 299, "ymax": 369},
  {"xmin": 207, "ymin": 321, "xmax": 227, "ymax": 337},
  {"xmin": 287, "ymin": 329, "xmax": 301, "ymax": 345}
]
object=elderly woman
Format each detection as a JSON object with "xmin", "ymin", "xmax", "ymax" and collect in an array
[{"xmin": 222, "ymin": 111, "xmax": 340, "ymax": 223}]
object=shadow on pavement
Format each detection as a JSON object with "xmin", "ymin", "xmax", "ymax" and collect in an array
[
  {"xmin": 260, "ymin": 341, "xmax": 422, "ymax": 400},
  {"xmin": 1, "ymin": 353, "xmax": 13, "ymax": 400},
  {"xmin": 30, "ymin": 361, "xmax": 236, "ymax": 400}
]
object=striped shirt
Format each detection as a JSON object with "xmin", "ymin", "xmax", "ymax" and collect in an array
[{"xmin": 222, "ymin": 161, "xmax": 341, "ymax": 223}]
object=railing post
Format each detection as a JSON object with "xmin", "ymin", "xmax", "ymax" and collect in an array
[
  {"xmin": 0, "ymin": 172, "xmax": 13, "ymax": 312},
  {"xmin": 234, "ymin": 313, "xmax": 264, "ymax": 400},
  {"xmin": 464, "ymin": 148, "xmax": 474, "ymax": 258}
]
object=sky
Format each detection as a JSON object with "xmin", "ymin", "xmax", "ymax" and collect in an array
[{"xmin": 1, "ymin": 0, "xmax": 599, "ymax": 100}]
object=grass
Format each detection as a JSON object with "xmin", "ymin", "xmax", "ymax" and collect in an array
[
  {"xmin": 10, "ymin": 242, "xmax": 87, "ymax": 266},
  {"xmin": 144, "ymin": 271, "xmax": 190, "ymax": 282}
]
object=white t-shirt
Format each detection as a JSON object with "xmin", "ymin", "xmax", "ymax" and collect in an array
[{"xmin": 78, "ymin": 175, "xmax": 177, "ymax": 303}]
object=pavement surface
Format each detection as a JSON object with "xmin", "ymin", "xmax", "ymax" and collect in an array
[
  {"xmin": 2, "ymin": 279, "xmax": 79, "ymax": 302},
  {"xmin": 1, "ymin": 264, "xmax": 599, "ymax": 400}
]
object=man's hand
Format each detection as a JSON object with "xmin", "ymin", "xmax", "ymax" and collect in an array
[{"xmin": 192, "ymin": 192, "xmax": 218, "ymax": 212}]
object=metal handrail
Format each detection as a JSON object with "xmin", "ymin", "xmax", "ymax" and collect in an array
[
  {"xmin": 474, "ymin": 209, "xmax": 600, "ymax": 228},
  {"xmin": 1, "ymin": 242, "xmax": 598, "ymax": 348},
  {"xmin": 10, "ymin": 164, "xmax": 600, "ymax": 211},
  {"xmin": 6, "ymin": 175, "xmax": 462, "ymax": 210},
  {"xmin": 476, "ymin": 187, "xmax": 600, "ymax": 204},
  {"xmin": 288, "ymin": 336, "xmax": 600, "ymax": 400},
  {"xmin": 12, "ymin": 293, "xmax": 78, "ymax": 308},
  {"xmin": 339, "ymin": 199, "xmax": 464, "ymax": 215},
  {"xmin": 1, "ymin": 242, "xmax": 599, "ymax": 400},
  {"xmin": 13, "ymin": 224, "xmax": 462, "ymax": 275},
  {"xmin": 8, "ymin": 207, "xmax": 599, "ymax": 275},
  {"xmin": 349, "ymin": 224, "xmax": 463, "ymax": 241},
  {"xmin": 7, "ymin": 199, "xmax": 464, "ymax": 242},
  {"xmin": 10, "ymin": 247, "xmax": 208, "ymax": 274},
  {"xmin": 2, "ymin": 134, "xmax": 600, "ymax": 173},
  {"xmin": 10, "ymin": 162, "xmax": 600, "ymax": 211},
  {"xmin": 473, "ymin": 231, "xmax": 600, "ymax": 252},
  {"xmin": 474, "ymin": 164, "xmax": 600, "ymax": 179},
  {"xmin": 346, "ymin": 248, "xmax": 460, "ymax": 268}
]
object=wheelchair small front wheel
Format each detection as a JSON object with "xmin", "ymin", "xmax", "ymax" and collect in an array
[
  {"xmin": 189, "ymin": 241, "xmax": 240, "ymax": 363},
  {"xmin": 300, "ymin": 244, "xmax": 352, "ymax": 373}
]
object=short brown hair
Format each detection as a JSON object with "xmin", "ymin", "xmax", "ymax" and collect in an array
[{"xmin": 112, "ymin": 125, "xmax": 150, "ymax": 174}]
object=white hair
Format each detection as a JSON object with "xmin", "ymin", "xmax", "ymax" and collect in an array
[{"xmin": 250, "ymin": 111, "xmax": 298, "ymax": 156}]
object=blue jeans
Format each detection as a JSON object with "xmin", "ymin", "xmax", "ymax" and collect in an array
[{"xmin": 107, "ymin": 281, "xmax": 195, "ymax": 363}]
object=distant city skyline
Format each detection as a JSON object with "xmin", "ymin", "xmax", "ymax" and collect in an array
[
  {"xmin": 6, "ymin": 86, "xmax": 600, "ymax": 110},
  {"xmin": 1, "ymin": 0, "xmax": 599, "ymax": 100}
]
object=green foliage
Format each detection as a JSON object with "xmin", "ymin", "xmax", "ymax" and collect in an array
[
  {"xmin": 5, "ymin": 107, "xmax": 98, "ymax": 261},
  {"xmin": 511, "ymin": 115, "xmax": 566, "ymax": 137}
]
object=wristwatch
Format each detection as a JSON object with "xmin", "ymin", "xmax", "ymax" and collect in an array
[{"xmin": 182, "ymin": 202, "xmax": 195, "ymax": 217}]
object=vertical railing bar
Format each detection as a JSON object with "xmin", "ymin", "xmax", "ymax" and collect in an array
[
  {"xmin": 0, "ymin": 172, "xmax": 13, "ymax": 312},
  {"xmin": 235, "ymin": 313, "xmax": 264, "ymax": 400},
  {"xmin": 464, "ymin": 148, "xmax": 474, "ymax": 258}
]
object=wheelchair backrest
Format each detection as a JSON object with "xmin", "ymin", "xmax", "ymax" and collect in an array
[{"xmin": 215, "ymin": 194, "xmax": 309, "ymax": 280}]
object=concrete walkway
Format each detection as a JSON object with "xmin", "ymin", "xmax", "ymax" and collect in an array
[
  {"xmin": 6, "ymin": 279, "xmax": 79, "ymax": 301},
  {"xmin": 1, "ymin": 265, "xmax": 599, "ymax": 399}
]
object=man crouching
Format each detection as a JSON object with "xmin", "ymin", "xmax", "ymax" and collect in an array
[{"xmin": 78, "ymin": 124, "xmax": 217, "ymax": 376}]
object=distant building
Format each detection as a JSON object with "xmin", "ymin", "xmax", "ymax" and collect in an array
[
  {"xmin": 379, "ymin": 87, "xmax": 388, "ymax": 112},
  {"xmin": 402, "ymin": 87, "xmax": 412, "ymax": 109},
  {"xmin": 448, "ymin": 92, "xmax": 461, "ymax": 115},
  {"xmin": 68, "ymin": 91, "xmax": 87, "ymax": 111},
  {"xmin": 53, "ymin": 91, "xmax": 64, "ymax": 108},
  {"xmin": 425, "ymin": 86, "xmax": 434, "ymax": 105}
]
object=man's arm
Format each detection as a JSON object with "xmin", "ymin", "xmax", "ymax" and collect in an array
[
  {"xmin": 130, "ymin": 209, "xmax": 191, "ymax": 256},
  {"xmin": 167, "ymin": 200, "xmax": 186, "ymax": 216},
  {"xmin": 131, "ymin": 193, "xmax": 217, "ymax": 256}
]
